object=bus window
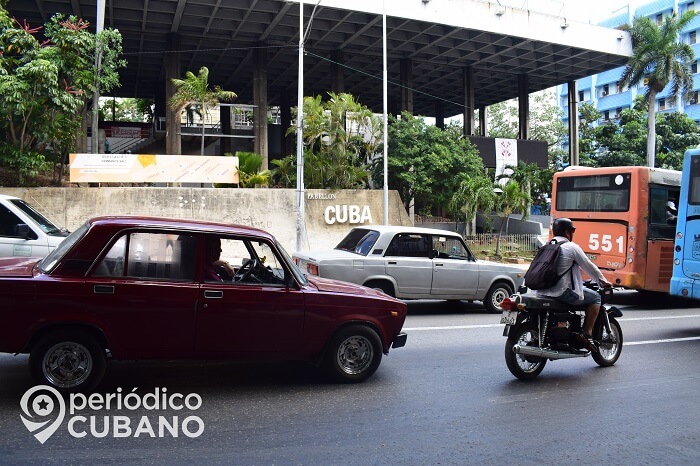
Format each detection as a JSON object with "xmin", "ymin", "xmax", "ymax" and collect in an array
[
  {"xmin": 555, "ymin": 173, "xmax": 630, "ymax": 212},
  {"xmin": 648, "ymin": 185, "xmax": 680, "ymax": 239}
]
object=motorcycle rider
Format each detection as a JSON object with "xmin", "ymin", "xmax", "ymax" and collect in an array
[{"xmin": 536, "ymin": 218, "xmax": 612, "ymax": 352}]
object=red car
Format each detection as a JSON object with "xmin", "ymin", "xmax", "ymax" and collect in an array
[{"xmin": 0, "ymin": 216, "xmax": 407, "ymax": 391}]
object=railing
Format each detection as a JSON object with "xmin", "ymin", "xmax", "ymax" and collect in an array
[{"xmin": 464, "ymin": 234, "xmax": 543, "ymax": 254}]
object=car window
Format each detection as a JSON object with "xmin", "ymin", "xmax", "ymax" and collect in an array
[
  {"xmin": 335, "ymin": 228, "xmax": 380, "ymax": 256},
  {"xmin": 0, "ymin": 206, "xmax": 31, "ymax": 238},
  {"xmin": 385, "ymin": 233, "xmax": 431, "ymax": 258},
  {"xmin": 432, "ymin": 235, "xmax": 473, "ymax": 260},
  {"xmin": 93, "ymin": 232, "xmax": 196, "ymax": 281},
  {"xmin": 205, "ymin": 235, "xmax": 287, "ymax": 285},
  {"xmin": 9, "ymin": 199, "xmax": 66, "ymax": 236}
]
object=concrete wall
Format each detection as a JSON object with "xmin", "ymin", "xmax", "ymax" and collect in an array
[{"xmin": 1, "ymin": 188, "xmax": 410, "ymax": 253}]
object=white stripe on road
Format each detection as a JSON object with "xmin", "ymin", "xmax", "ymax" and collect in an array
[
  {"xmin": 618, "ymin": 314, "xmax": 700, "ymax": 321},
  {"xmin": 404, "ymin": 314, "xmax": 700, "ymax": 332},
  {"xmin": 625, "ymin": 336, "xmax": 700, "ymax": 345}
]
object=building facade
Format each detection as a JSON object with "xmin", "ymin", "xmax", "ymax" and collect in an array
[{"xmin": 557, "ymin": 0, "xmax": 700, "ymax": 143}]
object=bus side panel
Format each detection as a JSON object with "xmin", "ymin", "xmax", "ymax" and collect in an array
[
  {"xmin": 646, "ymin": 240, "xmax": 675, "ymax": 293},
  {"xmin": 671, "ymin": 150, "xmax": 700, "ymax": 299}
]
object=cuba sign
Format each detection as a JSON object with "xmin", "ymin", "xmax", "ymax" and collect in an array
[{"xmin": 324, "ymin": 205, "xmax": 373, "ymax": 225}]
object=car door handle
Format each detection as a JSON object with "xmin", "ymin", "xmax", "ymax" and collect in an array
[
  {"xmin": 387, "ymin": 261, "xmax": 397, "ymax": 265},
  {"xmin": 94, "ymin": 285, "xmax": 114, "ymax": 294},
  {"xmin": 204, "ymin": 290, "xmax": 223, "ymax": 299},
  {"xmin": 435, "ymin": 263, "xmax": 444, "ymax": 267}
]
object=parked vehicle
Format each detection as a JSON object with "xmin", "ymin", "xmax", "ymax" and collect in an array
[
  {"xmin": 0, "ymin": 194, "xmax": 69, "ymax": 258},
  {"xmin": 293, "ymin": 225, "xmax": 525, "ymax": 313},
  {"xmin": 0, "ymin": 216, "xmax": 407, "ymax": 392},
  {"xmin": 500, "ymin": 282, "xmax": 623, "ymax": 380}
]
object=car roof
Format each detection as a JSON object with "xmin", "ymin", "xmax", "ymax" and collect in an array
[
  {"xmin": 352, "ymin": 224, "xmax": 462, "ymax": 237},
  {"xmin": 0, "ymin": 194, "xmax": 20, "ymax": 200},
  {"xmin": 86, "ymin": 215, "xmax": 276, "ymax": 240}
]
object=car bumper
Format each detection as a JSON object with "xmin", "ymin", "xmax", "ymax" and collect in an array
[{"xmin": 392, "ymin": 332, "xmax": 407, "ymax": 349}]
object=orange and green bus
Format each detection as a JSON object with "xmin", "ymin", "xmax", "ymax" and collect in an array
[{"xmin": 550, "ymin": 166, "xmax": 681, "ymax": 292}]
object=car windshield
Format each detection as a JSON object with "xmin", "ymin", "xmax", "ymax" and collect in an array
[
  {"xmin": 9, "ymin": 199, "xmax": 68, "ymax": 236},
  {"xmin": 38, "ymin": 221, "xmax": 90, "ymax": 273},
  {"xmin": 276, "ymin": 239, "xmax": 308, "ymax": 285},
  {"xmin": 334, "ymin": 228, "xmax": 380, "ymax": 256}
]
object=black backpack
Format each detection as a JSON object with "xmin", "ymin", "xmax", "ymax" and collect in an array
[{"xmin": 524, "ymin": 238, "xmax": 573, "ymax": 290}]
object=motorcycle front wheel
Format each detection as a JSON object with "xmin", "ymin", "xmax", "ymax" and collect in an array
[
  {"xmin": 592, "ymin": 317, "xmax": 623, "ymax": 367},
  {"xmin": 505, "ymin": 322, "xmax": 547, "ymax": 380}
]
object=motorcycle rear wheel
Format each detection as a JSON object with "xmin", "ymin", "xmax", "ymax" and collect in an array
[
  {"xmin": 505, "ymin": 322, "xmax": 547, "ymax": 380},
  {"xmin": 592, "ymin": 318, "xmax": 623, "ymax": 367}
]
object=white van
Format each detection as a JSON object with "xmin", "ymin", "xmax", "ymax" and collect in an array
[{"xmin": 0, "ymin": 194, "xmax": 69, "ymax": 258}]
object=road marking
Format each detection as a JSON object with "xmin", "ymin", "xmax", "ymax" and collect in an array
[
  {"xmin": 404, "ymin": 314, "xmax": 700, "ymax": 332},
  {"xmin": 626, "ymin": 336, "xmax": 700, "ymax": 346},
  {"xmin": 618, "ymin": 314, "xmax": 700, "ymax": 321},
  {"xmin": 404, "ymin": 324, "xmax": 502, "ymax": 331}
]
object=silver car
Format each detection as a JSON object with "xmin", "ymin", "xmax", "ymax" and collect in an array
[{"xmin": 294, "ymin": 225, "xmax": 525, "ymax": 313}]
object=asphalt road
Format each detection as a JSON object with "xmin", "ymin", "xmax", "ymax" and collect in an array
[{"xmin": 0, "ymin": 291, "xmax": 698, "ymax": 465}]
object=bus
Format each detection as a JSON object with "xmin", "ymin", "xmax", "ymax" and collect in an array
[
  {"xmin": 670, "ymin": 150, "xmax": 700, "ymax": 299},
  {"xmin": 550, "ymin": 166, "xmax": 681, "ymax": 292}
]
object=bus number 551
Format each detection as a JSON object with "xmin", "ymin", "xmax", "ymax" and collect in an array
[{"xmin": 588, "ymin": 234, "xmax": 624, "ymax": 254}]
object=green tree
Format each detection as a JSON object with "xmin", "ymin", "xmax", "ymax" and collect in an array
[
  {"xmin": 449, "ymin": 174, "xmax": 497, "ymax": 235},
  {"xmin": 283, "ymin": 92, "xmax": 382, "ymax": 189},
  {"xmin": 170, "ymin": 66, "xmax": 237, "ymax": 156},
  {"xmin": 494, "ymin": 180, "xmax": 531, "ymax": 256},
  {"xmin": 619, "ymin": 11, "xmax": 698, "ymax": 167},
  {"xmin": 0, "ymin": 7, "xmax": 125, "ymax": 183},
  {"xmin": 375, "ymin": 113, "xmax": 483, "ymax": 215},
  {"xmin": 579, "ymin": 96, "xmax": 700, "ymax": 170},
  {"xmin": 498, "ymin": 161, "xmax": 545, "ymax": 221}
]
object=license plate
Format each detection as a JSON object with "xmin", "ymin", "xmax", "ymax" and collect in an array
[{"xmin": 500, "ymin": 310, "xmax": 518, "ymax": 325}]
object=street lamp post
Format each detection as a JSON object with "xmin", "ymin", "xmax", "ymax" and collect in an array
[{"xmin": 296, "ymin": 0, "xmax": 306, "ymax": 252}]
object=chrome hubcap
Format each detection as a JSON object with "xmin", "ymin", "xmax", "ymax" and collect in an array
[
  {"xmin": 336, "ymin": 336, "xmax": 373, "ymax": 375},
  {"xmin": 43, "ymin": 342, "xmax": 93, "ymax": 388}
]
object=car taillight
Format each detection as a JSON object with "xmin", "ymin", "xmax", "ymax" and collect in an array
[
  {"xmin": 307, "ymin": 263, "xmax": 319, "ymax": 276},
  {"xmin": 500, "ymin": 297, "xmax": 514, "ymax": 311}
]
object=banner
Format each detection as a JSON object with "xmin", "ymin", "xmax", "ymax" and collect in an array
[
  {"xmin": 494, "ymin": 138, "xmax": 517, "ymax": 185},
  {"xmin": 69, "ymin": 153, "xmax": 239, "ymax": 184}
]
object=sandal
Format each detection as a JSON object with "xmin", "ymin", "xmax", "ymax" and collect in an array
[{"xmin": 573, "ymin": 332, "xmax": 599, "ymax": 353}]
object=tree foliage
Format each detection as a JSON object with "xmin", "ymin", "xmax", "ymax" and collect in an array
[
  {"xmin": 0, "ymin": 5, "xmax": 125, "ymax": 183},
  {"xmin": 275, "ymin": 93, "xmax": 382, "ymax": 189},
  {"xmin": 170, "ymin": 66, "xmax": 237, "ymax": 156},
  {"xmin": 578, "ymin": 98, "xmax": 700, "ymax": 170},
  {"xmin": 619, "ymin": 11, "xmax": 698, "ymax": 167},
  {"xmin": 374, "ymin": 112, "xmax": 484, "ymax": 215}
]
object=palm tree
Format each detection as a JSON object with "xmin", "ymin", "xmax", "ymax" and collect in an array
[
  {"xmin": 169, "ymin": 66, "xmax": 237, "ymax": 155},
  {"xmin": 449, "ymin": 174, "xmax": 498, "ymax": 236},
  {"xmin": 494, "ymin": 180, "xmax": 531, "ymax": 256},
  {"xmin": 619, "ymin": 11, "xmax": 697, "ymax": 168},
  {"xmin": 497, "ymin": 161, "xmax": 541, "ymax": 221}
]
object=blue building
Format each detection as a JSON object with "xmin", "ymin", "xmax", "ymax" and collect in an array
[{"xmin": 557, "ymin": 0, "xmax": 700, "ymax": 142}]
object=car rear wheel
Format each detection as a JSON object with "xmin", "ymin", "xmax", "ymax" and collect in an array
[
  {"xmin": 29, "ymin": 330, "xmax": 106, "ymax": 393},
  {"xmin": 323, "ymin": 325, "xmax": 382, "ymax": 383},
  {"xmin": 484, "ymin": 282, "xmax": 513, "ymax": 314}
]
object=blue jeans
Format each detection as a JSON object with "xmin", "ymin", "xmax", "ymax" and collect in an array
[{"xmin": 557, "ymin": 287, "xmax": 601, "ymax": 306}]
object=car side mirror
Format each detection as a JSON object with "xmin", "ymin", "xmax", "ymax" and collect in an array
[
  {"xmin": 14, "ymin": 223, "xmax": 37, "ymax": 240},
  {"xmin": 429, "ymin": 249, "xmax": 438, "ymax": 259}
]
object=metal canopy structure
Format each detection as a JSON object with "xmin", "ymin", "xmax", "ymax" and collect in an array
[{"xmin": 8, "ymin": 0, "xmax": 631, "ymax": 118}]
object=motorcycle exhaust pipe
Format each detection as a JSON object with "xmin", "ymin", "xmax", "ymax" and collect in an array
[{"xmin": 513, "ymin": 345, "xmax": 589, "ymax": 360}]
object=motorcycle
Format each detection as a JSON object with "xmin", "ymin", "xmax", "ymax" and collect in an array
[{"xmin": 500, "ymin": 282, "xmax": 624, "ymax": 380}]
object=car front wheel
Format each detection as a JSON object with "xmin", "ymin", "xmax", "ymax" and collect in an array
[
  {"xmin": 323, "ymin": 325, "xmax": 382, "ymax": 383},
  {"xmin": 29, "ymin": 330, "xmax": 107, "ymax": 393}
]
